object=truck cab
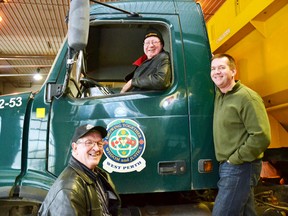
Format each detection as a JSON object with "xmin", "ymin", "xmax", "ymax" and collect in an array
[{"xmin": 0, "ymin": 1, "xmax": 218, "ymax": 215}]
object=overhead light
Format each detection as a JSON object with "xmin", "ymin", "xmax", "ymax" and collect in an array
[{"xmin": 33, "ymin": 68, "xmax": 43, "ymax": 81}]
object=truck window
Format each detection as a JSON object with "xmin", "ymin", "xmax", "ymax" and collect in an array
[{"xmin": 68, "ymin": 23, "xmax": 171, "ymax": 97}]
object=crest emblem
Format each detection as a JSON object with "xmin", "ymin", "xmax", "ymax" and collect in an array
[{"xmin": 103, "ymin": 119, "xmax": 146, "ymax": 173}]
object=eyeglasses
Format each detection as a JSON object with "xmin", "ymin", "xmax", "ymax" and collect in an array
[
  {"xmin": 143, "ymin": 40, "xmax": 161, "ymax": 46},
  {"xmin": 77, "ymin": 140, "xmax": 104, "ymax": 149}
]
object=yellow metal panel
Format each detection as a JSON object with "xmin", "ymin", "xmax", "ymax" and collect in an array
[
  {"xmin": 225, "ymin": 4, "xmax": 288, "ymax": 97},
  {"xmin": 268, "ymin": 114, "xmax": 288, "ymax": 148},
  {"xmin": 267, "ymin": 102, "xmax": 288, "ymax": 132},
  {"xmin": 207, "ymin": 0, "xmax": 275, "ymax": 52}
]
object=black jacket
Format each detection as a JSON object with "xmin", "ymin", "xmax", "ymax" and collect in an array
[
  {"xmin": 128, "ymin": 51, "xmax": 171, "ymax": 91},
  {"xmin": 38, "ymin": 156, "xmax": 121, "ymax": 216}
]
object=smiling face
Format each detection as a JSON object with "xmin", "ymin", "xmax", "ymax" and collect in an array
[
  {"xmin": 143, "ymin": 36, "xmax": 163, "ymax": 59},
  {"xmin": 72, "ymin": 131, "xmax": 104, "ymax": 170},
  {"xmin": 211, "ymin": 56, "xmax": 236, "ymax": 93}
]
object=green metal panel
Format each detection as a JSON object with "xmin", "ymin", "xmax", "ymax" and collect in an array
[
  {"xmin": 0, "ymin": 92, "xmax": 31, "ymax": 188},
  {"xmin": 174, "ymin": 1, "xmax": 218, "ymax": 188},
  {"xmin": 48, "ymin": 89, "xmax": 190, "ymax": 194},
  {"xmin": 19, "ymin": 42, "xmax": 69, "ymax": 190}
]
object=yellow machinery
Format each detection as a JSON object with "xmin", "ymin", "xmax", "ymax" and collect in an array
[
  {"xmin": 207, "ymin": 3, "xmax": 288, "ymax": 212},
  {"xmin": 207, "ymin": 0, "xmax": 288, "ymax": 149}
]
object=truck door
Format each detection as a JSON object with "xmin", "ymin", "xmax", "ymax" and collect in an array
[{"xmin": 46, "ymin": 20, "xmax": 192, "ymax": 194}]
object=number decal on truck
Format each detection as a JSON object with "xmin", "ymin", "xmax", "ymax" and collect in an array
[{"xmin": 0, "ymin": 97, "xmax": 23, "ymax": 109}]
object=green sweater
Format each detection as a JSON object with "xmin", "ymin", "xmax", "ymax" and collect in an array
[{"xmin": 213, "ymin": 81, "xmax": 271, "ymax": 164}]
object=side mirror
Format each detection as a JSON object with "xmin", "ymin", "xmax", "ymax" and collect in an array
[{"xmin": 68, "ymin": 0, "xmax": 90, "ymax": 51}]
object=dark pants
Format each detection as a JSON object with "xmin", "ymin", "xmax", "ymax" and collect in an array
[{"xmin": 212, "ymin": 160, "xmax": 262, "ymax": 216}]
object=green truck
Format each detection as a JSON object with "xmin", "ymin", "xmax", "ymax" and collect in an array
[{"xmin": 0, "ymin": 0, "xmax": 219, "ymax": 215}]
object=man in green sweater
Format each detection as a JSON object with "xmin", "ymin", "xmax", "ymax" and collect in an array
[{"xmin": 210, "ymin": 53, "xmax": 270, "ymax": 216}]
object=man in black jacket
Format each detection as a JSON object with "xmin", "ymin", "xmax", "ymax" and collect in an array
[
  {"xmin": 38, "ymin": 124, "xmax": 121, "ymax": 216},
  {"xmin": 121, "ymin": 28, "xmax": 171, "ymax": 93}
]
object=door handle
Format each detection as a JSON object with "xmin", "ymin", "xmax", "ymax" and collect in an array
[{"xmin": 158, "ymin": 160, "xmax": 186, "ymax": 175}]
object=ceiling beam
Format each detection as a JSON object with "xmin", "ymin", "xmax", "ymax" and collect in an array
[
  {"xmin": 0, "ymin": 74, "xmax": 48, "ymax": 77},
  {"xmin": 0, "ymin": 65, "xmax": 52, "ymax": 68},
  {"xmin": 0, "ymin": 55, "xmax": 56, "ymax": 60}
]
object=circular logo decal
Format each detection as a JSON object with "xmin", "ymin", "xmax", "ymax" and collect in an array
[{"xmin": 103, "ymin": 119, "xmax": 146, "ymax": 173}]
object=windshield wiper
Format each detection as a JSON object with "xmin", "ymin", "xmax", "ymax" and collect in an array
[{"xmin": 90, "ymin": 0, "xmax": 140, "ymax": 17}]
